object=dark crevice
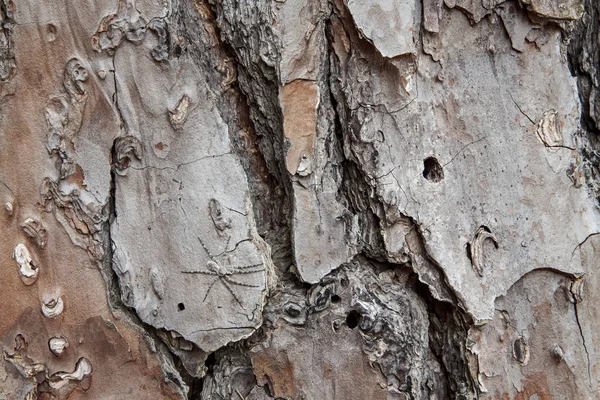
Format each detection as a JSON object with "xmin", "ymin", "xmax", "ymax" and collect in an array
[
  {"xmin": 326, "ymin": 9, "xmax": 461, "ymax": 307},
  {"xmin": 0, "ymin": 0, "xmax": 15, "ymax": 88},
  {"xmin": 324, "ymin": 5, "xmax": 477, "ymax": 398},
  {"xmin": 412, "ymin": 272, "xmax": 477, "ymax": 399},
  {"xmin": 567, "ymin": 0, "xmax": 600, "ymax": 208},
  {"xmin": 176, "ymin": 0, "xmax": 293, "ymax": 274},
  {"xmin": 567, "ymin": 0, "xmax": 600, "ymax": 137},
  {"xmin": 204, "ymin": 352, "xmax": 217, "ymax": 376}
]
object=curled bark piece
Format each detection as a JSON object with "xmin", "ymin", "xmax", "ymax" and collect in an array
[
  {"xmin": 169, "ymin": 94, "xmax": 190, "ymax": 131},
  {"xmin": 147, "ymin": 18, "xmax": 170, "ymax": 61},
  {"xmin": 296, "ymin": 153, "xmax": 312, "ymax": 177},
  {"xmin": 535, "ymin": 110, "xmax": 563, "ymax": 149},
  {"xmin": 2, "ymin": 334, "xmax": 47, "ymax": 379},
  {"xmin": 150, "ymin": 267, "xmax": 165, "ymax": 300},
  {"xmin": 41, "ymin": 296, "xmax": 64, "ymax": 318},
  {"xmin": 282, "ymin": 301, "xmax": 308, "ymax": 326},
  {"xmin": 307, "ymin": 278, "xmax": 336, "ymax": 313},
  {"xmin": 47, "ymin": 357, "xmax": 93, "ymax": 396},
  {"xmin": 40, "ymin": 178, "xmax": 105, "ymax": 259},
  {"xmin": 569, "ymin": 276, "xmax": 585, "ymax": 303},
  {"xmin": 208, "ymin": 198, "xmax": 232, "ymax": 233},
  {"xmin": 48, "ymin": 337, "xmax": 69, "ymax": 357},
  {"xmin": 513, "ymin": 336, "xmax": 530, "ymax": 365},
  {"xmin": 92, "ymin": 0, "xmax": 147, "ymax": 53},
  {"xmin": 20, "ymin": 217, "xmax": 48, "ymax": 248},
  {"xmin": 5, "ymin": 201, "xmax": 13, "ymax": 216},
  {"xmin": 13, "ymin": 244, "xmax": 39, "ymax": 286},
  {"xmin": 113, "ymin": 136, "xmax": 143, "ymax": 176},
  {"xmin": 216, "ymin": 58, "xmax": 236, "ymax": 88},
  {"xmin": 63, "ymin": 58, "xmax": 88, "ymax": 101},
  {"xmin": 468, "ymin": 226, "xmax": 499, "ymax": 277},
  {"xmin": 45, "ymin": 58, "xmax": 88, "ymax": 178}
]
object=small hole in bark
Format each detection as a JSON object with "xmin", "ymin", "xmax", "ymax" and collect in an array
[
  {"xmin": 177, "ymin": 303, "xmax": 185, "ymax": 311},
  {"xmin": 284, "ymin": 303, "xmax": 302, "ymax": 317},
  {"xmin": 346, "ymin": 310, "xmax": 361, "ymax": 329},
  {"xmin": 466, "ymin": 242, "xmax": 472, "ymax": 262},
  {"xmin": 423, "ymin": 157, "xmax": 444, "ymax": 182},
  {"xmin": 46, "ymin": 24, "xmax": 57, "ymax": 42},
  {"xmin": 174, "ymin": 45, "xmax": 183, "ymax": 57},
  {"xmin": 331, "ymin": 295, "xmax": 341, "ymax": 304}
]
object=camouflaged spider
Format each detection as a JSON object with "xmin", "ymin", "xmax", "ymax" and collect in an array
[{"xmin": 181, "ymin": 237, "xmax": 265, "ymax": 308}]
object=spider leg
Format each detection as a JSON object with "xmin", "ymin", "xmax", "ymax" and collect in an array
[
  {"xmin": 181, "ymin": 270, "xmax": 218, "ymax": 275},
  {"xmin": 203, "ymin": 277, "xmax": 220, "ymax": 302},
  {"xmin": 220, "ymin": 238, "xmax": 252, "ymax": 255},
  {"xmin": 215, "ymin": 236, "xmax": 233, "ymax": 257},
  {"xmin": 220, "ymin": 278, "xmax": 244, "ymax": 308},
  {"xmin": 223, "ymin": 275, "xmax": 261, "ymax": 288},
  {"xmin": 227, "ymin": 267, "xmax": 265, "ymax": 275},
  {"xmin": 230, "ymin": 263, "xmax": 264, "ymax": 270},
  {"xmin": 197, "ymin": 237, "xmax": 215, "ymax": 260}
]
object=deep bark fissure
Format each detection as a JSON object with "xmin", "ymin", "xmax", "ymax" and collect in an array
[
  {"xmin": 179, "ymin": 0, "xmax": 294, "ymax": 272},
  {"xmin": 566, "ymin": 0, "xmax": 599, "ymax": 386},
  {"xmin": 568, "ymin": 0, "xmax": 600, "ymax": 208},
  {"xmin": 323, "ymin": 9, "xmax": 477, "ymax": 397}
]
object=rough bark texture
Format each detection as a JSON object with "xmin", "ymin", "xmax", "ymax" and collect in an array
[{"xmin": 0, "ymin": 0, "xmax": 599, "ymax": 399}]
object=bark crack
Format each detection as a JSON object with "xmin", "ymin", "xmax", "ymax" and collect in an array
[
  {"xmin": 110, "ymin": 56, "xmax": 127, "ymax": 134},
  {"xmin": 130, "ymin": 152, "xmax": 232, "ymax": 171},
  {"xmin": 573, "ymin": 298, "xmax": 592, "ymax": 385},
  {"xmin": 0, "ymin": 178, "xmax": 14, "ymax": 196},
  {"xmin": 442, "ymin": 136, "xmax": 489, "ymax": 168},
  {"xmin": 507, "ymin": 90, "xmax": 535, "ymax": 124},
  {"xmin": 571, "ymin": 231, "xmax": 600, "ymax": 257}
]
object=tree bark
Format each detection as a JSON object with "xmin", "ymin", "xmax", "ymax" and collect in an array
[{"xmin": 0, "ymin": 0, "xmax": 599, "ymax": 399}]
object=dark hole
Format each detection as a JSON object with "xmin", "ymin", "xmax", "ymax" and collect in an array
[
  {"xmin": 331, "ymin": 295, "xmax": 341, "ymax": 304},
  {"xmin": 513, "ymin": 341, "xmax": 523, "ymax": 361},
  {"xmin": 466, "ymin": 242, "xmax": 472, "ymax": 262},
  {"xmin": 346, "ymin": 310, "xmax": 361, "ymax": 329},
  {"xmin": 177, "ymin": 303, "xmax": 185, "ymax": 311},
  {"xmin": 285, "ymin": 304, "xmax": 302, "ymax": 317},
  {"xmin": 513, "ymin": 337, "xmax": 527, "ymax": 363},
  {"xmin": 263, "ymin": 380, "xmax": 274, "ymax": 397},
  {"xmin": 423, "ymin": 156, "xmax": 444, "ymax": 182},
  {"xmin": 174, "ymin": 45, "xmax": 183, "ymax": 57},
  {"xmin": 205, "ymin": 352, "xmax": 217, "ymax": 374}
]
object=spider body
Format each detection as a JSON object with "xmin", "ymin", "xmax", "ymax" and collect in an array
[{"xmin": 182, "ymin": 237, "xmax": 265, "ymax": 308}]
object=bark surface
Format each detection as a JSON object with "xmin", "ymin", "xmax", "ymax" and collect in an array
[{"xmin": 0, "ymin": 0, "xmax": 599, "ymax": 399}]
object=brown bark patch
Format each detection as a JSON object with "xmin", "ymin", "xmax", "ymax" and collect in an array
[
  {"xmin": 280, "ymin": 80, "xmax": 319, "ymax": 175},
  {"xmin": 514, "ymin": 372, "xmax": 552, "ymax": 400}
]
